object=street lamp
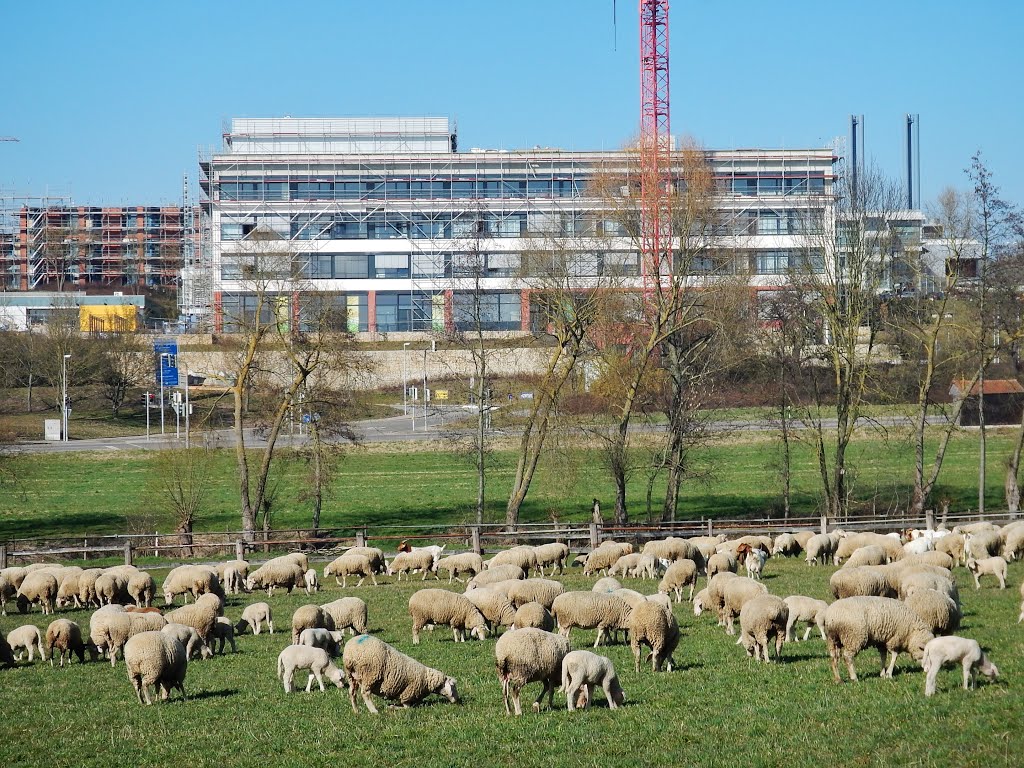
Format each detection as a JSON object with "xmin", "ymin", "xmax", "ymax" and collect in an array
[
  {"xmin": 62, "ymin": 353, "xmax": 71, "ymax": 442},
  {"xmin": 184, "ymin": 365, "xmax": 191, "ymax": 449},
  {"xmin": 402, "ymin": 342, "xmax": 410, "ymax": 419},
  {"xmin": 159, "ymin": 352, "xmax": 169, "ymax": 436}
]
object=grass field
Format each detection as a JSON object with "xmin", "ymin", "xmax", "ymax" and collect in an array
[
  {"xmin": 1, "ymin": 427, "xmax": 1022, "ymax": 541},
  {"xmin": 0, "ymin": 557, "xmax": 1021, "ymax": 768}
]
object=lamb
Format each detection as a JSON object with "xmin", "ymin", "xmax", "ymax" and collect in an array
[
  {"xmin": 721, "ymin": 576, "xmax": 769, "ymax": 635},
  {"xmin": 494, "ymin": 627, "xmax": 570, "ymax": 715},
  {"xmin": 45, "ymin": 619, "xmax": 91, "ymax": 667},
  {"xmin": 320, "ymin": 597, "xmax": 368, "ymax": 636},
  {"xmin": 303, "ymin": 569, "xmax": 320, "ymax": 594},
  {"xmin": 844, "ymin": 545, "xmax": 888, "ymax": 569},
  {"xmin": 15, "ymin": 570, "xmax": 58, "ymax": 614},
  {"xmin": 291, "ymin": 604, "xmax": 328, "ymax": 644},
  {"xmin": 0, "ymin": 631, "xmax": 13, "ymax": 667},
  {"xmin": 743, "ymin": 549, "xmax": 768, "ymax": 581},
  {"xmin": 658, "ymin": 559, "xmax": 698, "ymax": 603},
  {"xmin": 161, "ymin": 565, "xmax": 224, "ymax": 606},
  {"xmin": 324, "ymin": 554, "xmax": 378, "ymax": 587},
  {"xmin": 164, "ymin": 593, "xmax": 221, "ymax": 646},
  {"xmin": 466, "ymin": 564, "xmax": 525, "ymax": 589},
  {"xmin": 804, "ymin": 532, "xmax": 842, "ymax": 565},
  {"xmin": 387, "ymin": 550, "xmax": 438, "ymax": 581},
  {"xmin": 343, "ymin": 547, "xmax": 387, "ymax": 574},
  {"xmin": 161, "ymin": 622, "xmax": 213, "ymax": 661},
  {"xmin": 532, "ymin": 542, "xmax": 570, "ymax": 575},
  {"xmin": 7, "ymin": 624, "xmax": 47, "ymax": 662},
  {"xmin": 245, "ymin": 560, "xmax": 305, "ymax": 596},
  {"xmin": 487, "ymin": 546, "xmax": 538, "ymax": 574},
  {"xmin": 127, "ymin": 572, "xmax": 157, "ymax": 608},
  {"xmin": 512, "ymin": 601, "xmax": 554, "ymax": 631},
  {"xmin": 408, "ymin": 588, "xmax": 489, "ymax": 644},
  {"xmin": 966, "ymin": 556, "xmax": 1007, "ymax": 589},
  {"xmin": 395, "ymin": 541, "xmax": 446, "ymax": 571},
  {"xmin": 583, "ymin": 543, "xmax": 634, "ymax": 576},
  {"xmin": 464, "ymin": 587, "xmax": 517, "ymax": 633},
  {"xmin": 935, "ymin": 533, "xmax": 966, "ymax": 566},
  {"xmin": 903, "ymin": 537, "xmax": 935, "ymax": 556},
  {"xmin": 628, "ymin": 599, "xmax": 680, "ymax": 672},
  {"xmin": 505, "ymin": 578, "xmax": 565, "ymax": 610},
  {"xmin": 94, "ymin": 571, "xmax": 130, "ymax": 606},
  {"xmin": 738, "ymin": 594, "xmax": 788, "ymax": 662},
  {"xmin": 771, "ymin": 533, "xmax": 803, "ymax": 557},
  {"xmin": 299, "ymin": 627, "xmax": 346, "ymax": 656},
  {"xmin": 550, "ymin": 591, "xmax": 632, "ymax": 647},
  {"xmin": 235, "ymin": 602, "xmax": 274, "ymax": 635},
  {"xmin": 343, "ymin": 633, "xmax": 459, "ymax": 714},
  {"xmin": 782, "ymin": 595, "xmax": 829, "ymax": 642},
  {"xmin": 822, "ymin": 596, "xmax": 934, "ymax": 682},
  {"xmin": 560, "ymin": 650, "xmax": 626, "ymax": 711},
  {"xmin": 904, "ymin": 588, "xmax": 961, "ymax": 635},
  {"xmin": 276, "ymin": 644, "xmax": 345, "ymax": 693},
  {"xmin": 216, "ymin": 559, "xmax": 251, "ymax": 591},
  {"xmin": 124, "ymin": 631, "xmax": 187, "ymax": 705},
  {"xmin": 434, "ymin": 552, "xmax": 484, "ymax": 583},
  {"xmin": 693, "ymin": 587, "xmax": 711, "ymax": 619},
  {"xmin": 210, "ymin": 616, "xmax": 236, "ymax": 653},
  {"xmin": 921, "ymin": 636, "xmax": 999, "ymax": 696},
  {"xmin": 591, "ymin": 577, "xmax": 623, "ymax": 594},
  {"xmin": 706, "ymin": 552, "xmax": 737, "ymax": 579},
  {"xmin": 54, "ymin": 568, "xmax": 84, "ymax": 609},
  {"xmin": 629, "ymin": 554, "xmax": 660, "ymax": 580},
  {"xmin": 608, "ymin": 553, "xmax": 643, "ymax": 578}
]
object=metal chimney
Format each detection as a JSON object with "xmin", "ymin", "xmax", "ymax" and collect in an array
[
  {"xmin": 850, "ymin": 115, "xmax": 864, "ymax": 199},
  {"xmin": 906, "ymin": 114, "xmax": 920, "ymax": 210}
]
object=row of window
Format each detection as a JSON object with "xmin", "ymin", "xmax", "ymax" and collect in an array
[
  {"xmin": 729, "ymin": 177, "xmax": 826, "ymax": 196},
  {"xmin": 721, "ymin": 209, "xmax": 824, "ymax": 237}
]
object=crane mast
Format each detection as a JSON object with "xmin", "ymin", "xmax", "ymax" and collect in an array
[{"xmin": 639, "ymin": 0, "xmax": 671, "ymax": 294}]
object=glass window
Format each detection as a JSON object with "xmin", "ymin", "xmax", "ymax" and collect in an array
[
  {"xmin": 491, "ymin": 216, "xmax": 522, "ymax": 237},
  {"xmin": 486, "ymin": 253, "xmax": 520, "ymax": 277},
  {"xmin": 412, "ymin": 252, "xmax": 446, "ymax": 277},
  {"xmin": 756, "ymin": 251, "xmax": 789, "ymax": 275},
  {"xmin": 603, "ymin": 252, "xmax": 639, "ymax": 277},
  {"xmin": 373, "ymin": 253, "xmax": 410, "ymax": 278},
  {"xmin": 453, "ymin": 291, "xmax": 521, "ymax": 331},
  {"xmin": 757, "ymin": 212, "xmax": 783, "ymax": 235},
  {"xmin": 527, "ymin": 180, "xmax": 552, "ymax": 197},
  {"xmin": 375, "ymin": 292, "xmax": 432, "ymax": 332},
  {"xmin": 732, "ymin": 178, "xmax": 757, "ymax": 196},
  {"xmin": 385, "ymin": 182, "xmax": 410, "ymax": 197},
  {"xmin": 452, "ymin": 181, "xmax": 476, "ymax": 198},
  {"xmin": 335, "ymin": 254, "xmax": 370, "ymax": 278},
  {"xmin": 221, "ymin": 222, "xmax": 243, "ymax": 241},
  {"xmin": 758, "ymin": 178, "xmax": 783, "ymax": 195}
]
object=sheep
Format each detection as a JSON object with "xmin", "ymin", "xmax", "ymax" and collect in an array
[
  {"xmin": 629, "ymin": 554, "xmax": 660, "ymax": 580},
  {"xmin": 688, "ymin": 535, "xmax": 727, "ymax": 563},
  {"xmin": 965, "ymin": 530, "xmax": 1002, "ymax": 560},
  {"xmin": 54, "ymin": 567, "xmax": 84, "ymax": 609},
  {"xmin": 408, "ymin": 588, "xmax": 489, "ymax": 644},
  {"xmin": 822, "ymin": 596, "xmax": 934, "ymax": 682},
  {"xmin": 844, "ymin": 545, "xmax": 888, "ymax": 569},
  {"xmin": 94, "ymin": 571, "xmax": 130, "ymax": 606},
  {"xmin": 343, "ymin": 633, "xmax": 459, "ymax": 714},
  {"xmin": 1020, "ymin": 579, "xmax": 1024, "ymax": 623},
  {"xmin": 216, "ymin": 559, "xmax": 251, "ymax": 588},
  {"xmin": 583, "ymin": 543, "xmax": 632, "ymax": 576},
  {"xmin": 897, "ymin": 570, "xmax": 960, "ymax": 606},
  {"xmin": 320, "ymin": 597, "xmax": 368, "ymax": 636},
  {"xmin": 550, "ymin": 591, "xmax": 632, "ymax": 648},
  {"xmin": 560, "ymin": 650, "xmax": 626, "ymax": 711},
  {"xmin": 904, "ymin": 588, "xmax": 961, "ymax": 636},
  {"xmin": 608, "ymin": 553, "xmax": 643, "ymax": 578},
  {"xmin": 276, "ymin": 552, "xmax": 310, "ymax": 573},
  {"xmin": 512, "ymin": 601, "xmax": 554, "ymax": 631},
  {"xmin": 628, "ymin": 599, "xmax": 680, "ymax": 672},
  {"xmin": 212, "ymin": 616, "xmax": 236, "ymax": 654},
  {"xmin": 693, "ymin": 587, "xmax": 711, "ymax": 619},
  {"xmin": 494, "ymin": 627, "xmax": 570, "ymax": 716},
  {"xmin": 161, "ymin": 622, "xmax": 213, "ymax": 661},
  {"xmin": 45, "ymin": 619, "xmax": 91, "ymax": 667},
  {"xmin": 738, "ymin": 594, "xmax": 788, "ymax": 662},
  {"xmin": 706, "ymin": 552, "xmax": 737, "ymax": 580},
  {"xmin": 343, "ymin": 547, "xmax": 387, "ymax": 574},
  {"xmin": 77, "ymin": 568, "xmax": 105, "ymax": 608},
  {"xmin": 591, "ymin": 577, "xmax": 623, "ymax": 594},
  {"xmin": 0, "ymin": 631, "xmax": 13, "ymax": 667},
  {"xmin": 704, "ymin": 572, "xmax": 739, "ymax": 627},
  {"xmin": 804, "ymin": 532, "xmax": 841, "ymax": 565},
  {"xmin": 935, "ymin": 533, "xmax": 966, "ymax": 566},
  {"xmin": 487, "ymin": 546, "xmax": 538, "ymax": 574},
  {"xmin": 721, "ymin": 576, "xmax": 769, "ymax": 635},
  {"xmin": 782, "ymin": 595, "xmax": 828, "ymax": 642},
  {"xmin": 505, "ymin": 578, "xmax": 565, "ymax": 610},
  {"xmin": 829, "ymin": 566, "xmax": 896, "ymax": 600},
  {"xmin": 771, "ymin": 533, "xmax": 803, "ymax": 557},
  {"xmin": 16, "ymin": 570, "xmax": 58, "ymax": 614},
  {"xmin": 1000, "ymin": 523, "xmax": 1024, "ymax": 561},
  {"xmin": 434, "ymin": 552, "xmax": 484, "ymax": 583},
  {"xmin": 899, "ymin": 551, "xmax": 955, "ymax": 570},
  {"xmin": 966, "ymin": 556, "xmax": 1007, "ymax": 589},
  {"xmin": 245, "ymin": 560, "xmax": 305, "ymax": 596},
  {"xmin": 298, "ymin": 627, "xmax": 346, "ymax": 656},
  {"xmin": 903, "ymin": 537, "xmax": 935, "ymax": 557},
  {"xmin": 236, "ymin": 602, "xmax": 274, "ymax": 635},
  {"xmin": 0, "ymin": 567, "xmax": 28, "ymax": 613},
  {"xmin": 124, "ymin": 631, "xmax": 187, "ymax": 705},
  {"xmin": 324, "ymin": 554, "xmax": 378, "ymax": 588},
  {"xmin": 643, "ymin": 536, "xmax": 701, "ymax": 566},
  {"xmin": 658, "ymin": 559, "xmax": 698, "ymax": 603},
  {"xmin": 303, "ymin": 569, "xmax": 320, "ymax": 594},
  {"xmin": 464, "ymin": 587, "xmax": 517, "ymax": 633},
  {"xmin": 276, "ymin": 644, "xmax": 345, "ymax": 693},
  {"xmin": 834, "ymin": 533, "xmax": 902, "ymax": 564},
  {"xmin": 127, "ymin": 572, "xmax": 157, "ymax": 608},
  {"xmin": 387, "ymin": 550, "xmax": 437, "ymax": 582},
  {"xmin": 291, "ymin": 604, "xmax": 328, "ymax": 644},
  {"xmin": 164, "ymin": 593, "xmax": 221, "ymax": 646},
  {"xmin": 743, "ymin": 549, "xmax": 768, "ymax": 581},
  {"xmin": 161, "ymin": 565, "xmax": 224, "ymax": 606},
  {"xmin": 395, "ymin": 542, "xmax": 446, "ymax": 571},
  {"xmin": 7, "ymin": 624, "xmax": 47, "ymax": 662},
  {"xmin": 922, "ymin": 636, "xmax": 999, "ymax": 696},
  {"xmin": 570, "ymin": 554, "xmax": 588, "ymax": 569},
  {"xmin": 646, "ymin": 592, "xmax": 674, "ymax": 613},
  {"xmin": 532, "ymin": 542, "xmax": 570, "ymax": 575},
  {"xmin": 466, "ymin": 564, "xmax": 525, "ymax": 589}
]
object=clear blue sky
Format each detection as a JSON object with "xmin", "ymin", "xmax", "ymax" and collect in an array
[{"xmin": 3, "ymin": 1, "xmax": 1022, "ymax": 209}]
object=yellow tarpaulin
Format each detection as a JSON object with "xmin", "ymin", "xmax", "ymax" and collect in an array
[{"xmin": 79, "ymin": 305, "xmax": 138, "ymax": 332}]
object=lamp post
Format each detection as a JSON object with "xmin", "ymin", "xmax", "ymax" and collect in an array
[
  {"xmin": 422, "ymin": 347, "xmax": 428, "ymax": 429},
  {"xmin": 61, "ymin": 353, "xmax": 71, "ymax": 442},
  {"xmin": 402, "ymin": 342, "xmax": 410, "ymax": 419},
  {"xmin": 184, "ymin": 366, "xmax": 190, "ymax": 449},
  {"xmin": 159, "ymin": 352, "xmax": 168, "ymax": 436}
]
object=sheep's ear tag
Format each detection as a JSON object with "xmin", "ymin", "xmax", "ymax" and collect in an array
[{"xmin": 357, "ymin": 634, "xmax": 368, "ymax": 644}]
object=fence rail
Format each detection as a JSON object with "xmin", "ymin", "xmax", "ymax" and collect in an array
[{"xmin": 1, "ymin": 509, "xmax": 1017, "ymax": 568}]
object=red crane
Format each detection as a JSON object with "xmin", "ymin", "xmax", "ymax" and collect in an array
[{"xmin": 638, "ymin": 0, "xmax": 671, "ymax": 295}]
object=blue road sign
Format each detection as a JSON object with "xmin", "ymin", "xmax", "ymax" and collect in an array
[{"xmin": 153, "ymin": 339, "xmax": 179, "ymax": 386}]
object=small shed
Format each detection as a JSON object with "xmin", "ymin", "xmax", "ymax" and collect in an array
[{"xmin": 949, "ymin": 378, "xmax": 1024, "ymax": 426}]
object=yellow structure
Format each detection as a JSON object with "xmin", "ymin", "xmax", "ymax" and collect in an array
[{"xmin": 79, "ymin": 304, "xmax": 138, "ymax": 332}]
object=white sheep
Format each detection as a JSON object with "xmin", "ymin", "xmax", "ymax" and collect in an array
[
  {"xmin": 532, "ymin": 542, "xmax": 570, "ymax": 575},
  {"xmin": 738, "ymin": 594, "xmax": 788, "ymax": 662},
  {"xmin": 782, "ymin": 595, "xmax": 828, "ymax": 642},
  {"xmin": 464, "ymin": 587, "xmax": 517, "ymax": 633},
  {"xmin": 324, "ymin": 554, "xmax": 378, "ymax": 588},
  {"xmin": 236, "ymin": 602, "xmax": 274, "ymax": 635},
  {"xmin": 903, "ymin": 537, "xmax": 935, "ymax": 556},
  {"xmin": 591, "ymin": 577, "xmax": 623, "ymax": 594},
  {"xmin": 291, "ymin": 604, "xmax": 327, "ymax": 644},
  {"xmin": 658, "ymin": 559, "xmax": 698, "ymax": 603},
  {"xmin": 245, "ymin": 560, "xmax": 305, "ymax": 596},
  {"xmin": 408, "ymin": 588, "xmax": 488, "ymax": 644},
  {"xmin": 466, "ymin": 565, "xmax": 526, "ymax": 589},
  {"xmin": 494, "ymin": 627, "xmax": 570, "ymax": 715},
  {"xmin": 743, "ymin": 549, "xmax": 768, "ymax": 581},
  {"xmin": 387, "ymin": 550, "xmax": 437, "ymax": 581},
  {"xmin": 45, "ymin": 619, "xmax": 92, "ymax": 667},
  {"xmin": 7, "ymin": 624, "xmax": 46, "ymax": 662},
  {"xmin": 487, "ymin": 546, "xmax": 538, "ymax": 574},
  {"xmin": 550, "ymin": 591, "xmax": 632, "ymax": 648},
  {"xmin": 343, "ymin": 633, "xmax": 459, "ymax": 714},
  {"xmin": 628, "ymin": 600, "xmax": 679, "ymax": 672},
  {"xmin": 299, "ymin": 627, "xmax": 346, "ymax": 656},
  {"xmin": 921, "ymin": 636, "xmax": 999, "ymax": 696},
  {"xmin": 161, "ymin": 622, "xmax": 213, "ymax": 661},
  {"xmin": 966, "ymin": 556, "xmax": 1007, "ymax": 589},
  {"xmin": 303, "ymin": 569, "xmax": 320, "ymax": 594},
  {"xmin": 560, "ymin": 650, "xmax": 626, "ymax": 711},
  {"xmin": 161, "ymin": 565, "xmax": 223, "ymax": 606},
  {"xmin": 823, "ymin": 596, "xmax": 934, "ymax": 682},
  {"xmin": 15, "ymin": 571, "xmax": 58, "ymax": 614},
  {"xmin": 321, "ymin": 597, "xmax": 369, "ymax": 636},
  {"xmin": 904, "ymin": 588, "xmax": 961, "ymax": 636},
  {"xmin": 434, "ymin": 552, "xmax": 484, "ymax": 583},
  {"xmin": 124, "ymin": 631, "xmax": 187, "ymax": 705},
  {"xmin": 276, "ymin": 644, "xmax": 345, "ymax": 693},
  {"xmin": 512, "ymin": 601, "xmax": 555, "ymax": 632}
]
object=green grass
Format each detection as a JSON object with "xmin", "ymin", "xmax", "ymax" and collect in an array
[{"xmin": 0, "ymin": 557, "xmax": 1021, "ymax": 767}]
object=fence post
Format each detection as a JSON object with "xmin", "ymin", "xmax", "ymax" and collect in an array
[
  {"xmin": 124, "ymin": 541, "xmax": 133, "ymax": 566},
  {"xmin": 155, "ymin": 531, "xmax": 160, "ymax": 558},
  {"xmin": 83, "ymin": 538, "xmax": 88, "ymax": 561},
  {"xmin": 0, "ymin": 544, "xmax": 6, "ymax": 570},
  {"xmin": 471, "ymin": 526, "xmax": 482, "ymax": 555},
  {"xmin": 925, "ymin": 509, "xmax": 935, "ymax": 531},
  {"xmin": 589, "ymin": 522, "xmax": 599, "ymax": 551},
  {"xmin": 235, "ymin": 540, "xmax": 245, "ymax": 561},
  {"xmin": 820, "ymin": 514, "xmax": 828, "ymax": 535},
  {"xmin": 355, "ymin": 529, "xmax": 366, "ymax": 548},
  {"xmin": 707, "ymin": 519, "xmax": 713, "ymax": 536}
]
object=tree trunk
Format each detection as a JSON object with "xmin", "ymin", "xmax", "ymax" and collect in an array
[
  {"xmin": 476, "ymin": 348, "xmax": 486, "ymax": 526},
  {"xmin": 27, "ymin": 372, "xmax": 33, "ymax": 412},
  {"xmin": 780, "ymin": 399, "xmax": 792, "ymax": 520},
  {"xmin": 1004, "ymin": 401, "xmax": 1024, "ymax": 516},
  {"xmin": 978, "ymin": 367, "xmax": 986, "ymax": 514},
  {"xmin": 311, "ymin": 425, "xmax": 323, "ymax": 537},
  {"xmin": 233, "ymin": 385, "xmax": 256, "ymax": 541},
  {"xmin": 177, "ymin": 519, "xmax": 194, "ymax": 559}
]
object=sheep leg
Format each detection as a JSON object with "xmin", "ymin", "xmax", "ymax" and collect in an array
[
  {"xmin": 412, "ymin": 623, "xmax": 421, "ymax": 645},
  {"xmin": 283, "ymin": 669, "xmax": 294, "ymax": 693},
  {"xmin": 998, "ymin": 573, "xmax": 1006, "ymax": 589},
  {"xmin": 359, "ymin": 685, "xmax": 379, "ymax": 714},
  {"xmin": 963, "ymin": 660, "xmax": 973, "ymax": 690},
  {"xmin": 972, "ymin": 573, "xmax": 981, "ymax": 590},
  {"xmin": 501, "ymin": 676, "xmax": 512, "ymax": 715},
  {"xmin": 883, "ymin": 650, "xmax": 899, "ymax": 679},
  {"xmin": 533, "ymin": 679, "xmax": 553, "ymax": 713},
  {"xmin": 924, "ymin": 663, "xmax": 939, "ymax": 696},
  {"xmin": 601, "ymin": 681, "xmax": 616, "ymax": 709},
  {"xmin": 632, "ymin": 642, "xmax": 642, "ymax": 674},
  {"xmin": 565, "ymin": 676, "xmax": 580, "ymax": 712}
]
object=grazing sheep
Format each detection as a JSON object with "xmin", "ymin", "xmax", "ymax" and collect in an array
[
  {"xmin": 835, "ymin": 533, "xmax": 902, "ymax": 565},
  {"xmin": 45, "ymin": 619, "xmax": 91, "ymax": 667},
  {"xmin": 464, "ymin": 588, "xmax": 517, "ymax": 633},
  {"xmin": 54, "ymin": 568, "xmax": 84, "ymax": 609},
  {"xmin": 608, "ymin": 553, "xmax": 643, "ymax": 578},
  {"xmin": 277, "ymin": 644, "xmax": 345, "ymax": 693},
  {"xmin": 0, "ymin": 631, "xmax": 13, "ymax": 667},
  {"xmin": 629, "ymin": 554, "xmax": 660, "ymax": 580},
  {"xmin": 466, "ymin": 564, "xmax": 526, "ymax": 589},
  {"xmin": 688, "ymin": 535, "xmax": 727, "ymax": 563},
  {"xmin": 903, "ymin": 537, "xmax": 935, "ymax": 556},
  {"xmin": 935, "ymin": 533, "xmax": 966, "ymax": 566},
  {"xmin": 7, "ymin": 624, "xmax": 47, "ymax": 662},
  {"xmin": 772, "ymin": 534, "xmax": 803, "ymax": 558},
  {"xmin": 387, "ymin": 550, "xmax": 437, "ymax": 581},
  {"xmin": 128, "ymin": 572, "xmax": 157, "ymax": 608},
  {"xmin": 829, "ymin": 566, "xmax": 896, "ymax": 601},
  {"xmin": 628, "ymin": 600, "xmax": 680, "ymax": 672},
  {"xmin": 395, "ymin": 542, "xmax": 446, "ymax": 571},
  {"xmin": 779, "ymin": 595, "xmax": 828, "ymax": 643},
  {"xmin": 124, "ymin": 631, "xmax": 187, "ymax": 705},
  {"xmin": 161, "ymin": 622, "xmax": 212, "ymax": 661},
  {"xmin": 320, "ymin": 597, "xmax": 369, "ymax": 636},
  {"xmin": 303, "ymin": 569, "xmax": 320, "ymax": 594},
  {"xmin": 236, "ymin": 602, "xmax": 274, "ymax": 635},
  {"xmin": 291, "ymin": 605, "xmax": 328, "ymax": 644},
  {"xmin": 693, "ymin": 587, "xmax": 711, "ymax": 618},
  {"xmin": 738, "ymin": 594, "xmax": 788, "ymax": 662},
  {"xmin": 658, "ymin": 559, "xmax": 698, "ymax": 603},
  {"xmin": 212, "ymin": 616, "xmax": 236, "ymax": 654},
  {"xmin": 804, "ymin": 532, "xmax": 842, "ymax": 566},
  {"xmin": 743, "ymin": 549, "xmax": 768, "ymax": 581},
  {"xmin": 721, "ymin": 577, "xmax": 769, "ymax": 635},
  {"xmin": 95, "ymin": 572, "xmax": 130, "ymax": 606},
  {"xmin": 844, "ymin": 545, "xmax": 888, "ymax": 569},
  {"xmin": 899, "ymin": 551, "xmax": 955, "ymax": 570},
  {"xmin": 904, "ymin": 588, "xmax": 961, "ymax": 636},
  {"xmin": 966, "ymin": 556, "xmax": 1007, "ymax": 589},
  {"xmin": 164, "ymin": 593, "xmax": 221, "ymax": 646},
  {"xmin": 408, "ymin": 589, "xmax": 489, "ymax": 644},
  {"xmin": 706, "ymin": 552, "xmax": 737, "ymax": 580},
  {"xmin": 343, "ymin": 633, "xmax": 459, "ymax": 714},
  {"xmin": 505, "ymin": 578, "xmax": 565, "ymax": 610},
  {"xmin": 922, "ymin": 636, "xmax": 999, "ymax": 696},
  {"xmin": 0, "ymin": 567, "xmax": 28, "ymax": 614},
  {"xmin": 591, "ymin": 577, "xmax": 623, "ymax": 594},
  {"xmin": 532, "ymin": 542, "xmax": 570, "ymax": 576},
  {"xmin": 278, "ymin": 552, "xmax": 310, "ymax": 573},
  {"xmin": 823, "ymin": 596, "xmax": 934, "ymax": 682},
  {"xmin": 965, "ymin": 530, "xmax": 1002, "ymax": 560},
  {"xmin": 495, "ymin": 628, "xmax": 570, "ymax": 716},
  {"xmin": 343, "ymin": 547, "xmax": 387, "ymax": 575},
  {"xmin": 324, "ymin": 554, "xmax": 378, "ymax": 588},
  {"xmin": 245, "ymin": 561, "xmax": 305, "ymax": 596},
  {"xmin": 1000, "ymin": 523, "xmax": 1024, "ymax": 561},
  {"xmin": 161, "ymin": 565, "xmax": 223, "ymax": 606},
  {"xmin": 583, "ymin": 543, "xmax": 633, "ymax": 576},
  {"xmin": 216, "ymin": 559, "xmax": 251, "ymax": 590},
  {"xmin": 705, "ymin": 572, "xmax": 739, "ymax": 626},
  {"xmin": 646, "ymin": 592, "xmax": 673, "ymax": 613},
  {"xmin": 561, "ymin": 650, "xmax": 626, "ymax": 711},
  {"xmin": 299, "ymin": 627, "xmax": 346, "ymax": 656},
  {"xmin": 16, "ymin": 570, "xmax": 58, "ymax": 614},
  {"xmin": 77, "ymin": 568, "xmax": 105, "ymax": 608},
  {"xmin": 90, "ymin": 609, "xmax": 167, "ymax": 666},
  {"xmin": 643, "ymin": 537, "xmax": 701, "ymax": 566},
  {"xmin": 512, "ymin": 601, "xmax": 555, "ymax": 631},
  {"xmin": 551, "ymin": 591, "xmax": 632, "ymax": 647},
  {"xmin": 487, "ymin": 546, "xmax": 539, "ymax": 574},
  {"xmin": 434, "ymin": 552, "xmax": 484, "ymax": 583}
]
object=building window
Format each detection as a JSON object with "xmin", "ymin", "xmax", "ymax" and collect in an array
[
  {"xmin": 373, "ymin": 254, "xmax": 410, "ymax": 278},
  {"xmin": 376, "ymin": 292, "xmax": 432, "ymax": 332},
  {"xmin": 453, "ymin": 291, "xmax": 521, "ymax": 331}
]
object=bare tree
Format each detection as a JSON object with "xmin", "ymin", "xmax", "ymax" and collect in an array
[
  {"xmin": 96, "ymin": 332, "xmax": 150, "ymax": 416},
  {"xmin": 152, "ymin": 439, "xmax": 215, "ymax": 557}
]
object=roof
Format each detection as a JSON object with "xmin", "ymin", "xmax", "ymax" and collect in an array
[{"xmin": 950, "ymin": 378, "xmax": 1024, "ymax": 397}]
